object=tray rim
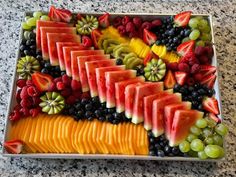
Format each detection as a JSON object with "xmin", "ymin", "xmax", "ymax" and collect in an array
[{"xmin": 1, "ymin": 12, "xmax": 224, "ymax": 161}]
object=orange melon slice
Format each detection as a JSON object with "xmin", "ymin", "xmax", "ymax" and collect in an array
[
  {"xmin": 77, "ymin": 120, "xmax": 86, "ymax": 154},
  {"xmin": 58, "ymin": 116, "xmax": 69, "ymax": 152},
  {"xmin": 71, "ymin": 120, "xmax": 78, "ymax": 151},
  {"xmin": 52, "ymin": 116, "xmax": 64, "ymax": 153},
  {"xmin": 64, "ymin": 118, "xmax": 76, "ymax": 153},
  {"xmin": 47, "ymin": 115, "xmax": 60, "ymax": 153}
]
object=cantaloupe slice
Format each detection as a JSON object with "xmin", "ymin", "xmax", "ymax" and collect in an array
[
  {"xmin": 43, "ymin": 115, "xmax": 55, "ymax": 152},
  {"xmin": 28, "ymin": 116, "xmax": 41, "ymax": 152},
  {"xmin": 20, "ymin": 117, "xmax": 33, "ymax": 153},
  {"xmin": 100, "ymin": 122, "xmax": 109, "ymax": 154},
  {"xmin": 127, "ymin": 123, "xmax": 135, "ymax": 155},
  {"xmin": 117, "ymin": 123, "xmax": 124, "ymax": 154},
  {"xmin": 92, "ymin": 120, "xmax": 101, "ymax": 153},
  {"xmin": 83, "ymin": 121, "xmax": 92, "ymax": 154},
  {"xmin": 47, "ymin": 116, "xmax": 59, "ymax": 152},
  {"xmin": 108, "ymin": 123, "xmax": 117, "ymax": 154},
  {"xmin": 59, "ymin": 116, "xmax": 69, "ymax": 152},
  {"xmin": 52, "ymin": 116, "xmax": 64, "ymax": 153},
  {"xmin": 131, "ymin": 124, "xmax": 138, "ymax": 155},
  {"xmin": 96, "ymin": 120, "xmax": 108, "ymax": 154},
  {"xmin": 77, "ymin": 121, "xmax": 87, "ymax": 154},
  {"xmin": 112, "ymin": 125, "xmax": 120, "ymax": 154},
  {"xmin": 64, "ymin": 118, "xmax": 76, "ymax": 153},
  {"xmin": 39, "ymin": 115, "xmax": 52, "ymax": 153},
  {"xmin": 87, "ymin": 120, "xmax": 97, "ymax": 154},
  {"xmin": 71, "ymin": 120, "xmax": 78, "ymax": 151}
]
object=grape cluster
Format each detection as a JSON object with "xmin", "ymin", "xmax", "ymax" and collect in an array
[{"xmin": 20, "ymin": 31, "xmax": 37, "ymax": 57}]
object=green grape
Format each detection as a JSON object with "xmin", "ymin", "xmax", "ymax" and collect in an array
[
  {"xmin": 188, "ymin": 150, "xmax": 198, "ymax": 157},
  {"xmin": 202, "ymin": 128, "xmax": 213, "ymax": 137},
  {"xmin": 179, "ymin": 140, "xmax": 190, "ymax": 153},
  {"xmin": 189, "ymin": 29, "xmax": 200, "ymax": 40},
  {"xmin": 195, "ymin": 16, "xmax": 204, "ymax": 21},
  {"xmin": 196, "ymin": 119, "xmax": 208, "ymax": 129},
  {"xmin": 33, "ymin": 11, "xmax": 43, "ymax": 19},
  {"xmin": 23, "ymin": 31, "xmax": 31, "ymax": 40},
  {"xmin": 188, "ymin": 18, "xmax": 199, "ymax": 29},
  {"xmin": 204, "ymin": 145, "xmax": 224, "ymax": 158},
  {"xmin": 205, "ymin": 117, "xmax": 217, "ymax": 128},
  {"xmin": 213, "ymin": 134, "xmax": 223, "ymax": 146},
  {"xmin": 205, "ymin": 136, "xmax": 214, "ymax": 145},
  {"xmin": 198, "ymin": 19, "xmax": 209, "ymax": 31},
  {"xmin": 190, "ymin": 125, "xmax": 202, "ymax": 136},
  {"xmin": 24, "ymin": 16, "xmax": 31, "ymax": 21},
  {"xmin": 200, "ymin": 33, "xmax": 212, "ymax": 41},
  {"xmin": 215, "ymin": 124, "xmax": 228, "ymax": 136},
  {"xmin": 201, "ymin": 25, "xmax": 211, "ymax": 33},
  {"xmin": 187, "ymin": 133, "xmax": 198, "ymax": 142},
  {"xmin": 190, "ymin": 139, "xmax": 205, "ymax": 152},
  {"xmin": 40, "ymin": 15, "xmax": 50, "ymax": 21},
  {"xmin": 196, "ymin": 40, "xmax": 205, "ymax": 47},
  {"xmin": 182, "ymin": 37, "xmax": 190, "ymax": 43},
  {"xmin": 26, "ymin": 17, "xmax": 37, "ymax": 27},
  {"xmin": 198, "ymin": 151, "xmax": 208, "ymax": 160},
  {"xmin": 21, "ymin": 22, "xmax": 31, "ymax": 30}
]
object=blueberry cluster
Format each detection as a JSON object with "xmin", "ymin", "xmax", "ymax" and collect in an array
[
  {"xmin": 19, "ymin": 31, "xmax": 37, "ymax": 57},
  {"xmin": 63, "ymin": 97, "xmax": 130, "ymax": 124},
  {"xmin": 135, "ymin": 65, "xmax": 145, "ymax": 76},
  {"xmin": 153, "ymin": 17, "xmax": 191, "ymax": 51},
  {"xmin": 173, "ymin": 83, "xmax": 215, "ymax": 111},
  {"xmin": 148, "ymin": 131, "xmax": 184, "ymax": 157}
]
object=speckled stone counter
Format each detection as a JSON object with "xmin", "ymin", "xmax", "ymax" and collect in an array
[{"xmin": 0, "ymin": 0, "xmax": 235, "ymax": 176}]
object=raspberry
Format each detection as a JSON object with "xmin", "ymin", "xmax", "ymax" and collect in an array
[
  {"xmin": 178, "ymin": 63, "xmax": 190, "ymax": 73},
  {"xmin": 20, "ymin": 86, "xmax": 29, "ymax": 99},
  {"xmin": 32, "ymin": 97, "xmax": 41, "ymax": 106},
  {"xmin": 128, "ymin": 30, "xmax": 139, "ymax": 38},
  {"xmin": 167, "ymin": 62, "xmax": 178, "ymax": 71},
  {"xmin": 16, "ymin": 79, "xmax": 26, "ymax": 88},
  {"xmin": 195, "ymin": 46, "xmax": 206, "ymax": 56},
  {"xmin": 20, "ymin": 98, "xmax": 31, "ymax": 108},
  {"xmin": 180, "ymin": 52, "xmax": 195, "ymax": 64},
  {"xmin": 151, "ymin": 19, "xmax": 162, "ymax": 27},
  {"xmin": 61, "ymin": 88, "xmax": 72, "ymax": 97},
  {"xmin": 71, "ymin": 80, "xmax": 81, "ymax": 91},
  {"xmin": 193, "ymin": 73, "xmax": 204, "ymax": 82},
  {"xmin": 125, "ymin": 22, "xmax": 135, "ymax": 33},
  {"xmin": 73, "ymin": 91, "xmax": 81, "ymax": 99},
  {"xmin": 113, "ymin": 16, "xmax": 122, "ymax": 27},
  {"xmin": 188, "ymin": 55, "xmax": 199, "ymax": 66},
  {"xmin": 191, "ymin": 64, "xmax": 200, "ymax": 74},
  {"xmin": 122, "ymin": 16, "xmax": 130, "ymax": 25},
  {"xmin": 117, "ymin": 25, "xmax": 126, "ymax": 35},
  {"xmin": 48, "ymin": 82, "xmax": 56, "ymax": 92},
  {"xmin": 56, "ymin": 82, "xmax": 65, "ymax": 90},
  {"xmin": 205, "ymin": 46, "xmax": 213, "ymax": 58},
  {"xmin": 14, "ymin": 104, "xmax": 22, "ymax": 112},
  {"xmin": 141, "ymin": 22, "xmax": 153, "ymax": 30},
  {"xmin": 20, "ymin": 107, "xmax": 30, "ymax": 117},
  {"xmin": 54, "ymin": 77, "xmax": 62, "ymax": 83},
  {"xmin": 16, "ymin": 89, "xmax": 22, "ymax": 103},
  {"xmin": 30, "ymin": 107, "xmax": 41, "ymax": 117},
  {"xmin": 186, "ymin": 77, "xmax": 195, "ymax": 86},
  {"xmin": 62, "ymin": 74, "xmax": 71, "ymax": 87},
  {"xmin": 199, "ymin": 55, "xmax": 209, "ymax": 64},
  {"xmin": 27, "ymin": 86, "xmax": 40, "ymax": 97},
  {"xmin": 80, "ymin": 91, "xmax": 90, "ymax": 99},
  {"xmin": 9, "ymin": 110, "xmax": 21, "ymax": 121},
  {"xmin": 132, "ymin": 17, "xmax": 142, "ymax": 28},
  {"xmin": 26, "ymin": 80, "xmax": 34, "ymax": 86},
  {"xmin": 76, "ymin": 13, "xmax": 82, "ymax": 20},
  {"xmin": 66, "ymin": 95, "xmax": 77, "ymax": 105}
]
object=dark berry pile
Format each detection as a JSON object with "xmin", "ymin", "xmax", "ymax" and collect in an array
[
  {"xmin": 134, "ymin": 64, "xmax": 145, "ymax": 76},
  {"xmin": 173, "ymin": 83, "xmax": 215, "ymax": 111},
  {"xmin": 63, "ymin": 97, "xmax": 130, "ymax": 124},
  {"xmin": 148, "ymin": 131, "xmax": 184, "ymax": 157},
  {"xmin": 19, "ymin": 31, "xmax": 37, "ymax": 57},
  {"xmin": 153, "ymin": 16, "xmax": 191, "ymax": 51}
]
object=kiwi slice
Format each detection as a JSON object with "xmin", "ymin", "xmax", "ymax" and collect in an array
[
  {"xmin": 76, "ymin": 15, "xmax": 99, "ymax": 35},
  {"xmin": 144, "ymin": 59, "xmax": 166, "ymax": 81}
]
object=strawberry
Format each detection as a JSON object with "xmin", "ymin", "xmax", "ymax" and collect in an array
[
  {"xmin": 82, "ymin": 36, "xmax": 92, "ymax": 47},
  {"xmin": 177, "ymin": 40, "xmax": 195, "ymax": 56},
  {"xmin": 200, "ymin": 74, "xmax": 216, "ymax": 89},
  {"xmin": 143, "ymin": 29, "xmax": 157, "ymax": 46},
  {"xmin": 164, "ymin": 70, "xmax": 176, "ymax": 89},
  {"xmin": 32, "ymin": 72, "xmax": 53, "ymax": 92},
  {"xmin": 98, "ymin": 13, "xmax": 110, "ymax": 28},
  {"xmin": 4, "ymin": 140, "xmax": 23, "ymax": 154},
  {"xmin": 203, "ymin": 97, "xmax": 220, "ymax": 115},
  {"xmin": 208, "ymin": 113, "xmax": 221, "ymax": 123},
  {"xmin": 91, "ymin": 29, "xmax": 102, "ymax": 48},
  {"xmin": 178, "ymin": 63, "xmax": 190, "ymax": 73},
  {"xmin": 199, "ymin": 65, "xmax": 216, "ymax": 77},
  {"xmin": 143, "ymin": 51, "xmax": 154, "ymax": 66},
  {"xmin": 174, "ymin": 71, "xmax": 187, "ymax": 85},
  {"xmin": 48, "ymin": 6, "xmax": 72, "ymax": 23},
  {"xmin": 174, "ymin": 11, "xmax": 192, "ymax": 27}
]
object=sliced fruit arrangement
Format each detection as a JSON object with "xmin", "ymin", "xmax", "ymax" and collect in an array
[{"xmin": 7, "ymin": 7, "xmax": 227, "ymax": 160}]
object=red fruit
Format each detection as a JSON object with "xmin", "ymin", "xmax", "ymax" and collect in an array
[
  {"xmin": 164, "ymin": 70, "xmax": 176, "ymax": 89},
  {"xmin": 80, "ymin": 91, "xmax": 90, "ymax": 99},
  {"xmin": 20, "ymin": 86, "xmax": 29, "ymax": 99},
  {"xmin": 48, "ymin": 82, "xmax": 57, "ymax": 92},
  {"xmin": 32, "ymin": 97, "xmax": 41, "ymax": 106},
  {"xmin": 27, "ymin": 86, "xmax": 40, "ymax": 97},
  {"xmin": 205, "ymin": 46, "xmax": 214, "ymax": 58},
  {"xmin": 128, "ymin": 31, "xmax": 139, "ymax": 38},
  {"xmin": 56, "ymin": 81, "xmax": 65, "ymax": 90},
  {"xmin": 188, "ymin": 56, "xmax": 199, "ymax": 66},
  {"xmin": 13, "ymin": 104, "xmax": 22, "ymax": 112},
  {"xmin": 26, "ymin": 80, "xmax": 34, "ymax": 86},
  {"xmin": 76, "ymin": 13, "xmax": 82, "ymax": 20},
  {"xmin": 48, "ymin": 6, "xmax": 72, "ymax": 23},
  {"xmin": 113, "ymin": 16, "xmax": 122, "ymax": 27},
  {"xmin": 117, "ymin": 25, "xmax": 126, "ymax": 35},
  {"xmin": 200, "ymin": 74, "xmax": 216, "ymax": 89},
  {"xmin": 143, "ymin": 29, "xmax": 157, "ymax": 46},
  {"xmin": 191, "ymin": 64, "xmax": 200, "ymax": 74},
  {"xmin": 54, "ymin": 77, "xmax": 62, "ymax": 83},
  {"xmin": 195, "ymin": 46, "xmax": 206, "ymax": 56},
  {"xmin": 199, "ymin": 65, "xmax": 216, "ymax": 77},
  {"xmin": 30, "ymin": 107, "xmax": 41, "ymax": 117},
  {"xmin": 20, "ymin": 98, "xmax": 31, "ymax": 108},
  {"xmin": 179, "ymin": 52, "xmax": 194, "ymax": 63},
  {"xmin": 151, "ymin": 19, "xmax": 162, "ymax": 27},
  {"xmin": 178, "ymin": 63, "xmax": 190, "ymax": 73},
  {"xmin": 71, "ymin": 79, "xmax": 81, "ymax": 91},
  {"xmin": 4, "ymin": 140, "xmax": 23, "ymax": 154},
  {"xmin": 186, "ymin": 77, "xmax": 195, "ymax": 86},
  {"xmin": 66, "ymin": 95, "xmax": 77, "ymax": 105},
  {"xmin": 133, "ymin": 17, "xmax": 142, "ymax": 27},
  {"xmin": 125, "ymin": 22, "xmax": 135, "ymax": 32},
  {"xmin": 16, "ymin": 89, "xmax": 22, "ymax": 103},
  {"xmin": 98, "ymin": 13, "xmax": 110, "ymax": 28},
  {"xmin": 73, "ymin": 91, "xmax": 81, "ymax": 99},
  {"xmin": 174, "ymin": 11, "xmax": 192, "ymax": 27},
  {"xmin": 174, "ymin": 71, "xmax": 187, "ymax": 85},
  {"xmin": 193, "ymin": 72, "xmax": 204, "ymax": 82},
  {"xmin": 203, "ymin": 97, "xmax": 220, "ymax": 115},
  {"xmin": 91, "ymin": 29, "xmax": 102, "ymax": 49},
  {"xmin": 122, "ymin": 16, "xmax": 131, "ymax": 25},
  {"xmin": 138, "ymin": 27, "xmax": 143, "ymax": 38},
  {"xmin": 20, "ymin": 107, "xmax": 30, "ymax": 117},
  {"xmin": 82, "ymin": 36, "xmax": 92, "ymax": 47},
  {"xmin": 62, "ymin": 74, "xmax": 71, "ymax": 86},
  {"xmin": 144, "ymin": 51, "xmax": 154, "ymax": 65},
  {"xmin": 177, "ymin": 40, "xmax": 195, "ymax": 56},
  {"xmin": 167, "ymin": 62, "xmax": 179, "ymax": 71},
  {"xmin": 208, "ymin": 113, "xmax": 221, "ymax": 123},
  {"xmin": 199, "ymin": 55, "xmax": 209, "ymax": 64},
  {"xmin": 9, "ymin": 110, "xmax": 21, "ymax": 121},
  {"xmin": 16, "ymin": 79, "xmax": 26, "ymax": 88},
  {"xmin": 60, "ymin": 88, "xmax": 72, "ymax": 97},
  {"xmin": 141, "ymin": 22, "xmax": 153, "ymax": 30},
  {"xmin": 32, "ymin": 72, "xmax": 53, "ymax": 92}
]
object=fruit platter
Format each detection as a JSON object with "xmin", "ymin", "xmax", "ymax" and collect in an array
[{"xmin": 2, "ymin": 6, "xmax": 229, "ymax": 160}]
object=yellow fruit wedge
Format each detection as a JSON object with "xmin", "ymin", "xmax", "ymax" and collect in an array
[
  {"xmin": 108, "ymin": 123, "xmax": 117, "ymax": 154},
  {"xmin": 83, "ymin": 120, "xmax": 94, "ymax": 154},
  {"xmin": 91, "ymin": 120, "xmax": 100, "ymax": 153},
  {"xmin": 97, "ymin": 121, "xmax": 109, "ymax": 154},
  {"xmin": 117, "ymin": 123, "xmax": 124, "ymax": 154},
  {"xmin": 131, "ymin": 124, "xmax": 138, "ymax": 155},
  {"xmin": 28, "ymin": 116, "xmax": 41, "ymax": 153}
]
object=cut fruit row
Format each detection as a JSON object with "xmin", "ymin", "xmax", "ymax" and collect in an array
[{"xmin": 9, "ymin": 114, "xmax": 148, "ymax": 154}]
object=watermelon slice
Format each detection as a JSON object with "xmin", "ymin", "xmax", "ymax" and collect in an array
[
  {"xmin": 115, "ymin": 77, "xmax": 145, "ymax": 113},
  {"xmin": 63, "ymin": 46, "xmax": 88, "ymax": 77},
  {"xmin": 78, "ymin": 55, "xmax": 110, "ymax": 92},
  {"xmin": 169, "ymin": 110, "xmax": 204, "ymax": 146},
  {"xmin": 71, "ymin": 50, "xmax": 104, "ymax": 81},
  {"xmin": 132, "ymin": 82, "xmax": 164, "ymax": 124},
  {"xmin": 96, "ymin": 65, "xmax": 126, "ymax": 103},
  {"xmin": 40, "ymin": 27, "xmax": 76, "ymax": 60},
  {"xmin": 164, "ymin": 102, "xmax": 192, "ymax": 141},
  {"xmin": 85, "ymin": 59, "xmax": 116, "ymax": 97},
  {"xmin": 47, "ymin": 33, "xmax": 81, "ymax": 66},
  {"xmin": 56, "ymin": 42, "xmax": 81, "ymax": 71},
  {"xmin": 143, "ymin": 90, "xmax": 173, "ymax": 131},
  {"xmin": 105, "ymin": 70, "xmax": 137, "ymax": 108},
  {"xmin": 36, "ymin": 20, "xmax": 70, "ymax": 50},
  {"xmin": 152, "ymin": 93, "xmax": 182, "ymax": 137}
]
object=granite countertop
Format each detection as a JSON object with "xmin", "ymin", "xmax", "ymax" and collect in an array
[{"xmin": 0, "ymin": 0, "xmax": 235, "ymax": 176}]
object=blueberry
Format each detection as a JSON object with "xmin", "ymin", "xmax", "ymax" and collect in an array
[
  {"xmin": 180, "ymin": 87, "xmax": 188, "ymax": 95},
  {"xmin": 116, "ymin": 58, "xmax": 123, "ymax": 65},
  {"xmin": 26, "ymin": 40, "xmax": 32, "ymax": 46},
  {"xmin": 149, "ymin": 137, "xmax": 156, "ymax": 144},
  {"xmin": 194, "ymin": 83, "xmax": 200, "ymax": 89},
  {"xmin": 149, "ymin": 150, "xmax": 156, "ymax": 156},
  {"xmin": 155, "ymin": 40, "xmax": 161, "ymax": 45},
  {"xmin": 81, "ymin": 98, "xmax": 89, "ymax": 105},
  {"xmin": 107, "ymin": 108, "xmax": 116, "ymax": 114},
  {"xmin": 29, "ymin": 32, "xmax": 36, "ymax": 39},
  {"xmin": 207, "ymin": 89, "xmax": 215, "ymax": 97},
  {"xmin": 197, "ymin": 95, "xmax": 203, "ymax": 102},
  {"xmin": 24, "ymin": 49, "xmax": 31, "ymax": 56},
  {"xmin": 85, "ymin": 111, "xmax": 93, "ymax": 118},
  {"xmin": 184, "ymin": 29, "xmax": 191, "ymax": 36},
  {"xmin": 188, "ymin": 86, "xmax": 194, "ymax": 92},
  {"xmin": 20, "ymin": 44, "xmax": 26, "ymax": 51},
  {"xmin": 187, "ymin": 95, "xmax": 193, "ymax": 101},
  {"xmin": 157, "ymin": 150, "xmax": 165, "ymax": 157},
  {"xmin": 164, "ymin": 146, "xmax": 172, "ymax": 154},
  {"xmin": 198, "ymin": 88, "xmax": 206, "ymax": 95},
  {"xmin": 149, "ymin": 144, "xmax": 155, "ymax": 151},
  {"xmin": 87, "ymin": 117, "xmax": 94, "ymax": 121},
  {"xmin": 36, "ymin": 50, "xmax": 42, "ymax": 56},
  {"xmin": 180, "ymin": 30, "xmax": 185, "ymax": 36},
  {"xmin": 54, "ymin": 66, "xmax": 61, "ymax": 72},
  {"xmin": 98, "ymin": 116, "xmax": 106, "ymax": 122},
  {"xmin": 95, "ymin": 109, "xmax": 103, "ymax": 117},
  {"xmin": 76, "ymin": 110, "xmax": 84, "ymax": 119},
  {"xmin": 167, "ymin": 46, "xmax": 172, "ymax": 51},
  {"xmin": 61, "ymin": 71, "xmax": 66, "ymax": 76},
  {"xmin": 85, "ymin": 103, "xmax": 93, "ymax": 111},
  {"xmin": 173, "ymin": 84, "xmax": 181, "ymax": 92},
  {"xmin": 44, "ymin": 62, "xmax": 51, "ymax": 68},
  {"xmin": 173, "ymin": 37, "xmax": 178, "ymax": 43},
  {"xmin": 30, "ymin": 39, "xmax": 36, "ymax": 44},
  {"xmin": 159, "ymin": 141, "xmax": 165, "ymax": 148},
  {"xmin": 168, "ymin": 153, "xmax": 174, "ymax": 157},
  {"xmin": 147, "ymin": 131, "xmax": 154, "ymax": 138},
  {"xmin": 112, "ymin": 119, "xmax": 120, "ymax": 124},
  {"xmin": 113, "ymin": 112, "xmax": 122, "ymax": 120},
  {"xmin": 92, "ymin": 96, "xmax": 100, "ymax": 104},
  {"xmin": 172, "ymin": 147, "xmax": 181, "ymax": 155},
  {"xmin": 101, "ymin": 102, "xmax": 106, "ymax": 109},
  {"xmin": 198, "ymin": 104, "xmax": 203, "ymax": 111},
  {"xmin": 30, "ymin": 45, "xmax": 36, "ymax": 50},
  {"xmin": 74, "ymin": 102, "xmax": 83, "ymax": 110},
  {"xmin": 154, "ymin": 143, "xmax": 162, "ymax": 150},
  {"xmin": 36, "ymin": 55, "xmax": 43, "ymax": 60},
  {"xmin": 192, "ymin": 101, "xmax": 199, "ymax": 108},
  {"xmin": 192, "ymin": 91, "xmax": 198, "ymax": 98},
  {"xmin": 68, "ymin": 107, "xmax": 76, "ymax": 115},
  {"xmin": 182, "ymin": 96, "xmax": 188, "ymax": 101},
  {"xmin": 106, "ymin": 114, "xmax": 114, "ymax": 122},
  {"xmin": 41, "ymin": 68, "xmax": 49, "ymax": 74},
  {"xmin": 159, "ymin": 134, "xmax": 165, "ymax": 141}
]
